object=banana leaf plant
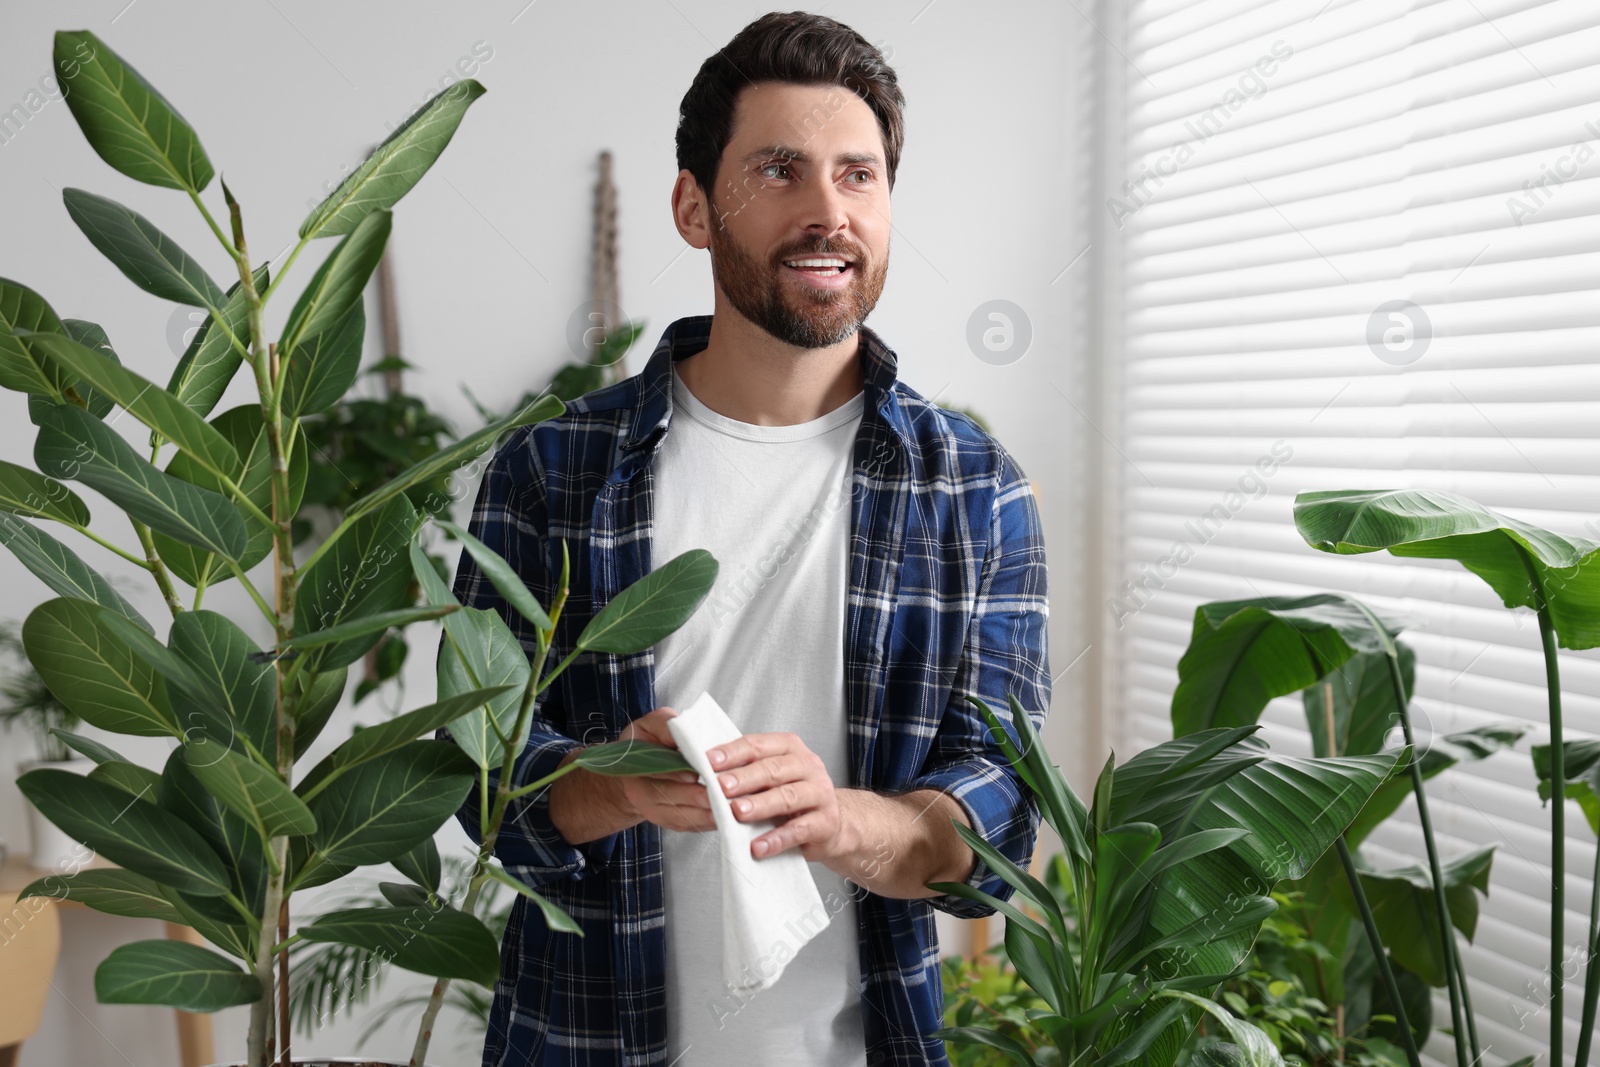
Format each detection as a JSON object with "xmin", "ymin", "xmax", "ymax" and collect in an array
[
  {"xmin": 2, "ymin": 29, "xmax": 704, "ymax": 1067},
  {"xmin": 1295, "ymin": 488, "xmax": 1600, "ymax": 1067},
  {"xmin": 927, "ymin": 692, "xmax": 1404, "ymax": 1066}
]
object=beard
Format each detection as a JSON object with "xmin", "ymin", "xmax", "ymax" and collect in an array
[{"xmin": 706, "ymin": 210, "xmax": 888, "ymax": 350}]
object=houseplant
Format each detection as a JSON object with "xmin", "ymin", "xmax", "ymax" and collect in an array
[{"xmin": 2, "ymin": 29, "xmax": 704, "ymax": 1067}]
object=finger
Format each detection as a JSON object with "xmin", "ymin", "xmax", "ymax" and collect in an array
[
  {"xmin": 729, "ymin": 778, "xmax": 822, "ymax": 823},
  {"xmin": 752, "ymin": 813, "xmax": 823, "ymax": 859},
  {"xmin": 718, "ymin": 751, "xmax": 815, "ymax": 798},
  {"xmin": 705, "ymin": 731, "xmax": 794, "ymax": 772}
]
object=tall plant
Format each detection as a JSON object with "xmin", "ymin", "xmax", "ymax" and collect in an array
[
  {"xmin": 2, "ymin": 30, "xmax": 705, "ymax": 1067},
  {"xmin": 1294, "ymin": 488, "xmax": 1600, "ymax": 1067}
]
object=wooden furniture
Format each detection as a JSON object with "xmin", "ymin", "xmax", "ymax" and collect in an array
[{"xmin": 0, "ymin": 856, "xmax": 214, "ymax": 1067}]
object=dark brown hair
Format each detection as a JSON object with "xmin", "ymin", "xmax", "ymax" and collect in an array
[{"xmin": 675, "ymin": 11, "xmax": 905, "ymax": 208}]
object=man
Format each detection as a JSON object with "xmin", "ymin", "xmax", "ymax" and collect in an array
[{"xmin": 447, "ymin": 11, "xmax": 1051, "ymax": 1066}]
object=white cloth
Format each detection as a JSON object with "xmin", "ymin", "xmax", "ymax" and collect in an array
[
  {"xmin": 666, "ymin": 691, "xmax": 828, "ymax": 993},
  {"xmin": 651, "ymin": 361, "xmax": 868, "ymax": 1065}
]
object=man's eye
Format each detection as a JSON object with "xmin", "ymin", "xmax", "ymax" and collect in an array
[
  {"xmin": 759, "ymin": 162, "xmax": 790, "ymax": 179},
  {"xmin": 847, "ymin": 170, "xmax": 873, "ymax": 184}
]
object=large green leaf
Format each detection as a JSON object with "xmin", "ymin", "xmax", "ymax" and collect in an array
[
  {"xmin": 480, "ymin": 862, "xmax": 584, "ymax": 937},
  {"xmin": 0, "ymin": 278, "xmax": 68, "ymax": 397},
  {"xmin": 89, "ymin": 759, "xmax": 164, "ymax": 799},
  {"xmin": 295, "ymin": 494, "xmax": 418, "ymax": 672},
  {"xmin": 22, "ymin": 596, "xmax": 173, "ymax": 735},
  {"xmin": 168, "ymin": 609, "xmax": 277, "ymax": 765},
  {"xmin": 0, "ymin": 459, "xmax": 89, "ymax": 525},
  {"xmin": 34, "ymin": 403, "xmax": 247, "ymax": 559},
  {"xmin": 183, "ymin": 743, "xmax": 316, "ymax": 840},
  {"xmin": 153, "ymin": 406, "xmax": 307, "ymax": 587},
  {"xmin": 19, "ymin": 329, "xmax": 238, "ymax": 478},
  {"xmin": 280, "ymin": 297, "xmax": 364, "ymax": 417},
  {"xmin": 393, "ymin": 836, "xmax": 442, "ymax": 894},
  {"xmin": 16, "ymin": 767, "xmax": 229, "ymax": 895},
  {"xmin": 18, "ymin": 868, "xmax": 185, "ymax": 924},
  {"xmin": 54, "ymin": 30, "xmax": 214, "ymax": 192},
  {"xmin": 572, "ymin": 740, "xmax": 695, "ymax": 777},
  {"xmin": 0, "ymin": 514, "xmax": 150, "ymax": 631},
  {"xmin": 1295, "ymin": 488, "xmax": 1600, "ymax": 650},
  {"xmin": 296, "ymin": 684, "xmax": 518, "ymax": 801},
  {"xmin": 1301, "ymin": 645, "xmax": 1415, "ymax": 759},
  {"xmin": 95, "ymin": 941, "xmax": 257, "ymax": 1011},
  {"xmin": 291, "ymin": 666, "xmax": 349, "ymax": 761},
  {"xmin": 1533, "ymin": 738, "xmax": 1600, "ymax": 836},
  {"xmin": 345, "ymin": 393, "xmax": 564, "ymax": 522},
  {"xmin": 435, "ymin": 606, "xmax": 530, "ymax": 770},
  {"xmin": 438, "ymin": 518, "xmax": 552, "ymax": 629},
  {"xmin": 50, "ymin": 727, "xmax": 130, "ymax": 764},
  {"xmin": 47, "ymin": 318, "xmax": 123, "ymax": 419},
  {"xmin": 1159, "ymin": 992, "xmax": 1287, "ymax": 1067},
  {"xmin": 299, "ymin": 903, "xmax": 498, "ymax": 985},
  {"xmin": 299, "ymin": 79, "xmax": 487, "ymax": 239},
  {"xmin": 158, "ymin": 749, "xmax": 266, "ymax": 917},
  {"xmin": 577, "ymin": 548, "xmax": 718, "ymax": 654},
  {"xmin": 1338, "ymin": 845, "xmax": 1496, "ymax": 987},
  {"xmin": 298, "ymin": 740, "xmax": 476, "ymax": 885},
  {"xmin": 60, "ymin": 188, "xmax": 224, "ymax": 308},
  {"xmin": 279, "ymin": 210, "xmax": 390, "ymax": 357},
  {"xmin": 165, "ymin": 263, "xmax": 268, "ymax": 418},
  {"xmin": 1171, "ymin": 594, "xmax": 1412, "ymax": 737},
  {"xmin": 280, "ymin": 603, "xmax": 458, "ymax": 654}
]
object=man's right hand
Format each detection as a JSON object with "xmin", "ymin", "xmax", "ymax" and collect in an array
[{"xmin": 549, "ymin": 706, "xmax": 716, "ymax": 843}]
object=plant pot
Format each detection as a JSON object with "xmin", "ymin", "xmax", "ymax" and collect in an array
[{"xmin": 18, "ymin": 757, "xmax": 96, "ymax": 870}]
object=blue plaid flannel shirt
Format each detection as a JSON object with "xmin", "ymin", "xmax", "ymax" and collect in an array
[{"xmin": 445, "ymin": 314, "xmax": 1052, "ymax": 1067}]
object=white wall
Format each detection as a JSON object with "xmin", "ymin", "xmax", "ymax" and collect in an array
[{"xmin": 0, "ymin": 1, "xmax": 1096, "ymax": 1063}]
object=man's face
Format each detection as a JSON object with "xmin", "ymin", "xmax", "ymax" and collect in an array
[{"xmin": 703, "ymin": 82, "xmax": 891, "ymax": 349}]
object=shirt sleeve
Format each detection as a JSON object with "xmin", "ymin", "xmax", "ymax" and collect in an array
[
  {"xmin": 906, "ymin": 447, "xmax": 1051, "ymax": 919},
  {"xmin": 437, "ymin": 430, "xmax": 623, "ymax": 889}
]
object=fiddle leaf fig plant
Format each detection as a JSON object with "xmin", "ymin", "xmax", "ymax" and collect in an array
[{"xmin": 3, "ymin": 29, "xmax": 709, "ymax": 1067}]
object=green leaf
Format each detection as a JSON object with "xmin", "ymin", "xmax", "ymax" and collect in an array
[
  {"xmin": 16, "ymin": 767, "xmax": 229, "ymax": 895},
  {"xmin": 0, "ymin": 513, "xmax": 150, "ymax": 631},
  {"xmin": 345, "ymin": 393, "xmax": 564, "ymax": 522},
  {"xmin": 89, "ymin": 758, "xmax": 164, "ymax": 799},
  {"xmin": 96, "ymin": 941, "xmax": 258, "ymax": 1012},
  {"xmin": 299, "ymin": 903, "xmax": 499, "ymax": 985},
  {"xmin": 19, "ymin": 868, "xmax": 184, "ymax": 923},
  {"xmin": 0, "ymin": 459, "xmax": 89, "ymax": 525},
  {"xmin": 291, "ymin": 666, "xmax": 348, "ymax": 761},
  {"xmin": 165, "ymin": 263, "xmax": 268, "ymax": 419},
  {"xmin": 1171, "ymin": 594, "xmax": 1412, "ymax": 737},
  {"xmin": 22, "ymin": 596, "xmax": 174, "ymax": 735},
  {"xmin": 572, "ymin": 740, "xmax": 695, "ymax": 777},
  {"xmin": 280, "ymin": 210, "xmax": 390, "ymax": 357},
  {"xmin": 0, "ymin": 278, "xmax": 68, "ymax": 397},
  {"xmin": 438, "ymin": 518, "xmax": 552, "ymax": 629},
  {"xmin": 157, "ymin": 749, "xmax": 266, "ymax": 917},
  {"xmin": 481, "ymin": 862, "xmax": 584, "ymax": 936},
  {"xmin": 168, "ymin": 610, "xmax": 278, "ymax": 766},
  {"xmin": 54, "ymin": 30, "xmax": 214, "ymax": 192},
  {"xmin": 1339, "ymin": 845, "xmax": 1496, "ymax": 987},
  {"xmin": 183, "ymin": 743, "xmax": 316, "ymax": 839},
  {"xmin": 298, "ymin": 741, "xmax": 476, "ymax": 882},
  {"xmin": 50, "ymin": 727, "xmax": 129, "ymax": 764},
  {"xmin": 60, "ymin": 188, "xmax": 224, "ymax": 308},
  {"xmin": 1301, "ymin": 645, "xmax": 1416, "ymax": 759},
  {"xmin": 55, "ymin": 319, "xmax": 123, "ymax": 419},
  {"xmin": 1295, "ymin": 488, "xmax": 1600, "ymax": 650},
  {"xmin": 281, "ymin": 296, "xmax": 364, "ymax": 417},
  {"xmin": 300, "ymin": 79, "xmax": 487, "ymax": 239},
  {"xmin": 154, "ymin": 406, "xmax": 307, "ymax": 587},
  {"xmin": 434, "ymin": 606, "xmax": 529, "ymax": 770},
  {"xmin": 19, "ymin": 329, "xmax": 238, "ymax": 479},
  {"xmin": 295, "ymin": 495, "xmax": 418, "ymax": 672},
  {"xmin": 1532, "ymin": 738, "xmax": 1600, "ymax": 836},
  {"xmin": 578, "ymin": 548, "xmax": 718, "ymax": 653},
  {"xmin": 280, "ymin": 603, "xmax": 459, "ymax": 654},
  {"xmin": 296, "ymin": 684, "xmax": 519, "ymax": 801},
  {"xmin": 393, "ymin": 837, "xmax": 441, "ymax": 894},
  {"xmin": 34, "ymin": 403, "xmax": 247, "ymax": 559},
  {"xmin": 929, "ymin": 1025, "xmax": 1033, "ymax": 1066},
  {"xmin": 1157, "ymin": 991, "xmax": 1287, "ymax": 1066}
]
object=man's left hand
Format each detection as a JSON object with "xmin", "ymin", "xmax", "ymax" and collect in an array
[{"xmin": 706, "ymin": 732, "xmax": 850, "ymax": 863}]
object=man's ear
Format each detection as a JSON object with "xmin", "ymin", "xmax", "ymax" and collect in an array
[{"xmin": 671, "ymin": 169, "xmax": 715, "ymax": 251}]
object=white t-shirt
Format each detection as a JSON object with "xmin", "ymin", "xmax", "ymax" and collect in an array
[{"xmin": 652, "ymin": 360, "xmax": 869, "ymax": 1066}]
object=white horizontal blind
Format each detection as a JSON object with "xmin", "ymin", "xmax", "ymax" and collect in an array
[{"xmin": 1108, "ymin": 1, "xmax": 1600, "ymax": 1063}]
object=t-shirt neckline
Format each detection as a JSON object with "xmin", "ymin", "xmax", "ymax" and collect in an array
[{"xmin": 669, "ymin": 362, "xmax": 865, "ymax": 443}]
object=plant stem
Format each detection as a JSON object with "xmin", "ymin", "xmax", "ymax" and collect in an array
[
  {"xmin": 1536, "ymin": 602, "xmax": 1567, "ymax": 1066},
  {"xmin": 187, "ymin": 188, "xmax": 239, "ymax": 259},
  {"xmin": 68, "ymin": 522, "xmax": 152, "ymax": 569},
  {"xmin": 132, "ymin": 520, "xmax": 184, "ymax": 615},
  {"xmin": 278, "ymin": 897, "xmax": 291, "ymax": 1067},
  {"xmin": 1575, "ymin": 834, "xmax": 1600, "ymax": 1067},
  {"xmin": 247, "ymin": 837, "xmax": 287, "ymax": 1067},
  {"xmin": 1335, "ymin": 838, "xmax": 1422, "ymax": 1067}
]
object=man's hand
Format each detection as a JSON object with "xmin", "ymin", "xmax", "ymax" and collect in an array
[
  {"xmin": 706, "ymin": 731, "xmax": 848, "ymax": 863},
  {"xmin": 614, "ymin": 707, "xmax": 715, "ymax": 833}
]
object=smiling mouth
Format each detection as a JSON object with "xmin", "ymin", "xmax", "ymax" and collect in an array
[{"xmin": 781, "ymin": 255, "xmax": 854, "ymax": 276}]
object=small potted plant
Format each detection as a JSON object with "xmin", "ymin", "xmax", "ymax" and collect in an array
[{"xmin": 2, "ymin": 29, "xmax": 704, "ymax": 1067}]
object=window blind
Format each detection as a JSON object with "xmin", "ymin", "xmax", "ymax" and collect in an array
[{"xmin": 1104, "ymin": 1, "xmax": 1600, "ymax": 1062}]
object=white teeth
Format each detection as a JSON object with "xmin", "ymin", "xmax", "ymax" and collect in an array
[{"xmin": 784, "ymin": 258, "xmax": 849, "ymax": 268}]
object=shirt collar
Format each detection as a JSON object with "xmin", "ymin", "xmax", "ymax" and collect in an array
[{"xmin": 620, "ymin": 314, "xmax": 913, "ymax": 454}]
